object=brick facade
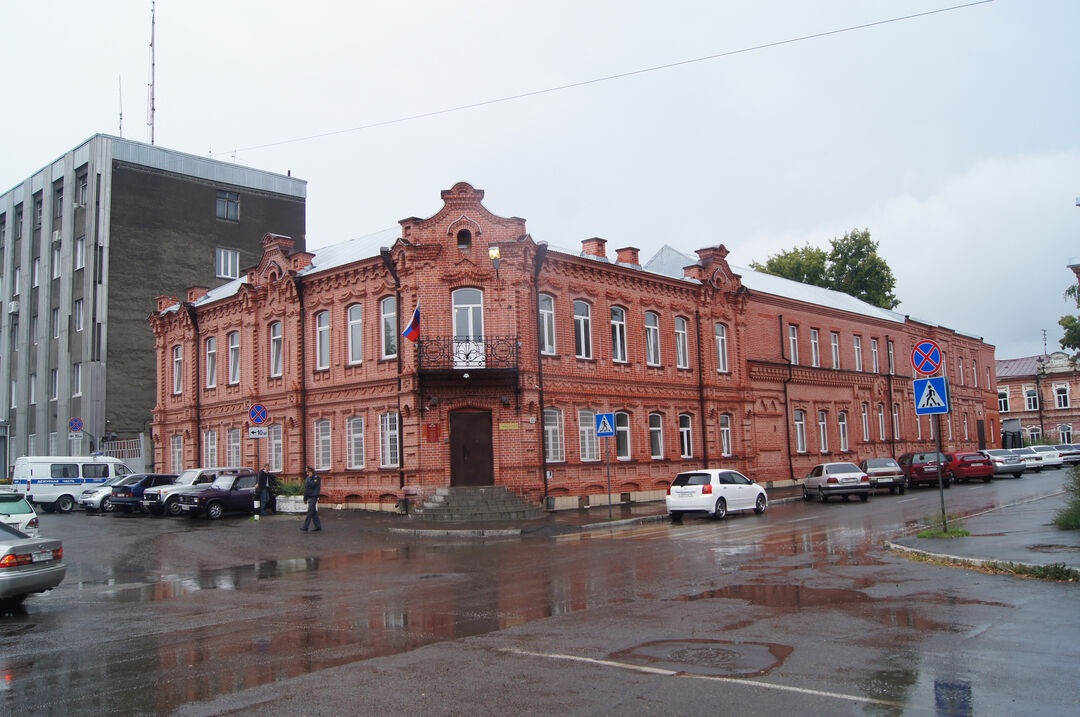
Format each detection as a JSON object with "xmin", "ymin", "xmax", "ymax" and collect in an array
[
  {"xmin": 996, "ymin": 352, "xmax": 1080, "ymax": 445},
  {"xmin": 149, "ymin": 182, "xmax": 999, "ymax": 509}
]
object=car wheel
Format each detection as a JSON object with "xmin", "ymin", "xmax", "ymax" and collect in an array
[
  {"xmin": 165, "ymin": 498, "xmax": 183, "ymax": 517},
  {"xmin": 859, "ymin": 492, "xmax": 869, "ymax": 502},
  {"xmin": 802, "ymin": 485, "xmax": 812, "ymax": 501},
  {"xmin": 0, "ymin": 594, "xmax": 28, "ymax": 609},
  {"xmin": 712, "ymin": 498, "xmax": 727, "ymax": 520},
  {"xmin": 888, "ymin": 486, "xmax": 896, "ymax": 495},
  {"xmin": 121, "ymin": 505, "xmax": 133, "ymax": 514},
  {"xmin": 207, "ymin": 502, "xmax": 224, "ymax": 520},
  {"xmin": 55, "ymin": 495, "xmax": 75, "ymax": 513},
  {"xmin": 898, "ymin": 485, "xmax": 906, "ymax": 495},
  {"xmin": 148, "ymin": 505, "xmax": 164, "ymax": 516},
  {"xmin": 754, "ymin": 494, "xmax": 767, "ymax": 514},
  {"xmin": 818, "ymin": 487, "xmax": 828, "ymax": 503},
  {"xmin": 943, "ymin": 479, "xmax": 951, "ymax": 489},
  {"xmin": 983, "ymin": 476, "xmax": 992, "ymax": 483},
  {"xmin": 669, "ymin": 511, "xmax": 683, "ymax": 523},
  {"xmin": 841, "ymin": 494, "xmax": 850, "ymax": 502},
  {"xmin": 102, "ymin": 497, "xmax": 115, "ymax": 513},
  {"xmin": 946, "ymin": 471, "xmax": 959, "ymax": 484}
]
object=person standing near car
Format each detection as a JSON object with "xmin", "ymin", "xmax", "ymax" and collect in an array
[
  {"xmin": 301, "ymin": 466, "xmax": 322, "ymax": 532},
  {"xmin": 256, "ymin": 464, "xmax": 272, "ymax": 516}
]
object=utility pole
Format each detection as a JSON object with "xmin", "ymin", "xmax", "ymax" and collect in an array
[{"xmin": 147, "ymin": 1, "xmax": 156, "ymax": 145}]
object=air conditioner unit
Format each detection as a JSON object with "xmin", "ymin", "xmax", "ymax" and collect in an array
[{"xmin": 7, "ymin": 301, "xmax": 18, "ymax": 315}]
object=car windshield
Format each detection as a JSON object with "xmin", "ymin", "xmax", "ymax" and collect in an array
[
  {"xmin": 0, "ymin": 496, "xmax": 33, "ymax": 515},
  {"xmin": 960, "ymin": 455, "xmax": 984, "ymax": 463},
  {"xmin": 1032, "ymin": 447, "xmax": 1055, "ymax": 453},
  {"xmin": 211, "ymin": 475, "xmax": 235, "ymax": 489},
  {"xmin": 1012, "ymin": 448, "xmax": 1035, "ymax": 455},
  {"xmin": 672, "ymin": 473, "xmax": 711, "ymax": 487},
  {"xmin": 825, "ymin": 463, "xmax": 860, "ymax": 473},
  {"xmin": 913, "ymin": 453, "xmax": 944, "ymax": 462},
  {"xmin": 0, "ymin": 521, "xmax": 28, "ymax": 539},
  {"xmin": 983, "ymin": 449, "xmax": 1011, "ymax": 456},
  {"xmin": 175, "ymin": 470, "xmax": 203, "ymax": 485},
  {"xmin": 864, "ymin": 458, "xmax": 898, "ymax": 468}
]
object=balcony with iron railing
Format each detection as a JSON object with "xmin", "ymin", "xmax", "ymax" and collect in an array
[{"xmin": 416, "ymin": 335, "xmax": 519, "ymax": 373}]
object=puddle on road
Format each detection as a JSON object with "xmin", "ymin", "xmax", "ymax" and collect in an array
[{"xmin": 609, "ymin": 638, "xmax": 793, "ymax": 678}]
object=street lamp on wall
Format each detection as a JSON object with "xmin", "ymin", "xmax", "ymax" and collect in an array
[{"xmin": 488, "ymin": 246, "xmax": 501, "ymax": 278}]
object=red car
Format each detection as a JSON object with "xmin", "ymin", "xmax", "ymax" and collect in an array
[{"xmin": 942, "ymin": 452, "xmax": 994, "ymax": 484}]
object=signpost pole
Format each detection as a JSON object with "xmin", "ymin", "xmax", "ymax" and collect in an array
[
  {"xmin": 935, "ymin": 414, "xmax": 948, "ymax": 532},
  {"xmin": 605, "ymin": 437, "xmax": 612, "ymax": 521}
]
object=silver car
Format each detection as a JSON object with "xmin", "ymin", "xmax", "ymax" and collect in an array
[
  {"xmin": 980, "ymin": 449, "xmax": 1025, "ymax": 478},
  {"xmin": 0, "ymin": 521, "xmax": 65, "ymax": 608},
  {"xmin": 78, "ymin": 474, "xmax": 141, "ymax": 513},
  {"xmin": 803, "ymin": 462, "xmax": 871, "ymax": 503}
]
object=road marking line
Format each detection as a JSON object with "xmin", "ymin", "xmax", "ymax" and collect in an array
[
  {"xmin": 499, "ymin": 648, "xmax": 909, "ymax": 708},
  {"xmin": 782, "ymin": 516, "xmax": 818, "ymax": 523},
  {"xmin": 897, "ymin": 498, "xmax": 917, "ymax": 503}
]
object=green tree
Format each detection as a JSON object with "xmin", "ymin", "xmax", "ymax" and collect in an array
[
  {"xmin": 751, "ymin": 228, "xmax": 900, "ymax": 310},
  {"xmin": 1059, "ymin": 284, "xmax": 1080, "ymax": 352}
]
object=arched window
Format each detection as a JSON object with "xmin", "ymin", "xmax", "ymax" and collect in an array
[
  {"xmin": 315, "ymin": 311, "xmax": 330, "ymax": 370},
  {"xmin": 205, "ymin": 337, "xmax": 217, "ymax": 388},
  {"xmin": 573, "ymin": 300, "xmax": 592, "ymax": 359},
  {"xmin": 649, "ymin": 413, "xmax": 664, "ymax": 459},
  {"xmin": 543, "ymin": 408, "xmax": 565, "ymax": 463},
  {"xmin": 348, "ymin": 304, "xmax": 363, "ymax": 364},
  {"xmin": 675, "ymin": 317, "xmax": 689, "ymax": 369},
  {"xmin": 715, "ymin": 323, "xmax": 729, "ymax": 373},
  {"xmin": 794, "ymin": 410, "xmax": 807, "ymax": 453},
  {"xmin": 838, "ymin": 411, "xmax": 849, "ymax": 452},
  {"xmin": 538, "ymin": 294, "xmax": 556, "ymax": 355},
  {"xmin": 314, "ymin": 418, "xmax": 331, "ymax": 470},
  {"xmin": 578, "ymin": 409, "xmax": 599, "ymax": 462},
  {"xmin": 171, "ymin": 345, "xmax": 183, "ymax": 394},
  {"xmin": 817, "ymin": 410, "xmax": 828, "ymax": 453},
  {"xmin": 453, "ymin": 288, "xmax": 484, "ymax": 368},
  {"xmin": 679, "ymin": 414, "xmax": 693, "ymax": 458},
  {"xmin": 347, "ymin": 416, "xmax": 365, "ymax": 468},
  {"xmin": 719, "ymin": 414, "xmax": 732, "ymax": 457},
  {"xmin": 644, "ymin": 311, "xmax": 661, "ymax": 366},
  {"xmin": 615, "ymin": 411, "xmax": 631, "ymax": 460},
  {"xmin": 381, "ymin": 296, "xmax": 397, "ymax": 359},
  {"xmin": 610, "ymin": 306, "xmax": 627, "ymax": 363},
  {"xmin": 269, "ymin": 321, "xmax": 283, "ymax": 377},
  {"xmin": 456, "ymin": 228, "xmax": 471, "ymax": 251},
  {"xmin": 227, "ymin": 331, "xmax": 240, "ymax": 385}
]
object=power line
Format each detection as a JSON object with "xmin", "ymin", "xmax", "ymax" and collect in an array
[{"xmin": 215, "ymin": 0, "xmax": 993, "ymax": 158}]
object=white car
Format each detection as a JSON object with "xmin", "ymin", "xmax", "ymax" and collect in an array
[
  {"xmin": 666, "ymin": 469, "xmax": 767, "ymax": 521},
  {"xmin": 1010, "ymin": 448, "xmax": 1044, "ymax": 472},
  {"xmin": 1030, "ymin": 446, "xmax": 1064, "ymax": 469},
  {"xmin": 803, "ymin": 462, "xmax": 871, "ymax": 503},
  {"xmin": 0, "ymin": 493, "xmax": 41, "ymax": 537}
]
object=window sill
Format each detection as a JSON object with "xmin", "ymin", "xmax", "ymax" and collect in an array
[{"xmin": 576, "ymin": 356, "xmax": 596, "ymax": 363}]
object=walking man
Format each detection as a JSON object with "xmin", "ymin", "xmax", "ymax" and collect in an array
[
  {"xmin": 256, "ymin": 464, "xmax": 272, "ymax": 516},
  {"xmin": 301, "ymin": 466, "xmax": 322, "ymax": 532}
]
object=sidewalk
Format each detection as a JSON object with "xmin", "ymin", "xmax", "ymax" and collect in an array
[{"xmin": 887, "ymin": 492, "xmax": 1080, "ymax": 573}]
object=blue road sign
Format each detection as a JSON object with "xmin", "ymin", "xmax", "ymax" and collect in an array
[
  {"xmin": 69, "ymin": 417, "xmax": 82, "ymax": 432},
  {"xmin": 249, "ymin": 404, "xmax": 268, "ymax": 425},
  {"xmin": 595, "ymin": 412, "xmax": 615, "ymax": 437},
  {"xmin": 911, "ymin": 340, "xmax": 943, "ymax": 375},
  {"xmin": 914, "ymin": 376, "xmax": 950, "ymax": 415}
]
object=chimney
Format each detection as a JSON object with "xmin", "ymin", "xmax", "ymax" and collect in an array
[
  {"xmin": 615, "ymin": 246, "xmax": 640, "ymax": 266},
  {"xmin": 695, "ymin": 245, "xmax": 730, "ymax": 271},
  {"xmin": 683, "ymin": 265, "xmax": 706, "ymax": 281},
  {"xmin": 186, "ymin": 286, "xmax": 209, "ymax": 303},
  {"xmin": 155, "ymin": 295, "xmax": 180, "ymax": 312},
  {"xmin": 262, "ymin": 233, "xmax": 296, "ymax": 254},
  {"xmin": 581, "ymin": 237, "xmax": 607, "ymax": 258},
  {"xmin": 291, "ymin": 251, "xmax": 315, "ymax": 271}
]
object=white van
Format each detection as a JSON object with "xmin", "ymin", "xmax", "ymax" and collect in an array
[{"xmin": 12, "ymin": 456, "xmax": 134, "ymax": 513}]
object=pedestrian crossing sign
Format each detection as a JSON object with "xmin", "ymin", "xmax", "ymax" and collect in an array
[
  {"xmin": 595, "ymin": 412, "xmax": 615, "ymax": 437},
  {"xmin": 914, "ymin": 376, "xmax": 950, "ymax": 415}
]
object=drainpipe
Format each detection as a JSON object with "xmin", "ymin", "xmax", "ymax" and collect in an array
[
  {"xmin": 780, "ymin": 315, "xmax": 795, "ymax": 481},
  {"xmin": 695, "ymin": 309, "xmax": 709, "ymax": 469},
  {"xmin": 380, "ymin": 248, "xmax": 404, "ymax": 490},
  {"xmin": 184, "ymin": 303, "xmax": 202, "ymax": 465},
  {"xmin": 886, "ymin": 334, "xmax": 896, "ymax": 456},
  {"xmin": 292, "ymin": 275, "xmax": 308, "ymax": 475},
  {"xmin": 533, "ymin": 243, "xmax": 549, "ymax": 498}
]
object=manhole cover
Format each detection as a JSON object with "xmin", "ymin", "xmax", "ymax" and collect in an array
[{"xmin": 610, "ymin": 639, "xmax": 793, "ymax": 678}]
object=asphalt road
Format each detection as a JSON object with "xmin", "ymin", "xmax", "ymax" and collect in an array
[{"xmin": 1, "ymin": 471, "xmax": 1076, "ymax": 716}]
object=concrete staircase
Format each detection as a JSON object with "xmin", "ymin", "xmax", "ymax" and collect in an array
[{"xmin": 411, "ymin": 486, "xmax": 544, "ymax": 522}]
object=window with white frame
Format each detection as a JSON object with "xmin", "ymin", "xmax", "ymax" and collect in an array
[
  {"xmin": 794, "ymin": 410, "xmax": 807, "ymax": 453},
  {"xmin": 1029, "ymin": 426, "xmax": 1041, "ymax": 442},
  {"xmin": 871, "ymin": 338, "xmax": 879, "ymax": 373},
  {"xmin": 269, "ymin": 322, "xmax": 283, "ymax": 377},
  {"xmin": 215, "ymin": 248, "xmax": 240, "ymax": 279},
  {"xmin": 1060, "ymin": 424, "xmax": 1073, "ymax": 443},
  {"xmin": 11, "ymin": 268, "xmax": 18, "ymax": 298},
  {"xmin": 49, "ymin": 369, "xmax": 57, "ymax": 401},
  {"xmin": 838, "ymin": 411, "xmax": 849, "ymax": 451},
  {"xmin": 48, "ymin": 432, "xmax": 57, "ymax": 455},
  {"xmin": 538, "ymin": 294, "xmax": 556, "ymax": 355},
  {"xmin": 380, "ymin": 412, "xmax": 400, "ymax": 467},
  {"xmin": 543, "ymin": 408, "xmax": 565, "ymax": 462},
  {"xmin": 205, "ymin": 337, "xmax": 217, "ymax": 388},
  {"xmin": 644, "ymin": 311, "xmax": 661, "ymax": 366},
  {"xmin": 228, "ymin": 428, "xmax": 241, "ymax": 466},
  {"xmin": 877, "ymin": 403, "xmax": 886, "ymax": 441},
  {"xmin": 32, "ymin": 258, "xmax": 39, "ymax": 288},
  {"xmin": 578, "ymin": 409, "xmax": 599, "ymax": 461},
  {"xmin": 1024, "ymin": 386, "xmax": 1039, "ymax": 411},
  {"xmin": 573, "ymin": 300, "xmax": 592, "ymax": 359},
  {"xmin": 715, "ymin": 323, "xmax": 729, "ymax": 373},
  {"xmin": 72, "ymin": 362, "xmax": 82, "ymax": 396},
  {"xmin": 74, "ymin": 299, "xmax": 83, "ymax": 331},
  {"xmin": 810, "ymin": 329, "xmax": 820, "ymax": 367},
  {"xmin": 76, "ymin": 173, "xmax": 88, "ymax": 204},
  {"xmin": 172, "ymin": 345, "xmax": 183, "ymax": 394},
  {"xmin": 1055, "ymin": 384, "xmax": 1070, "ymax": 409},
  {"xmin": 347, "ymin": 304, "xmax": 363, "ymax": 364},
  {"xmin": 963, "ymin": 412, "xmax": 969, "ymax": 440},
  {"xmin": 972, "ymin": 360, "xmax": 978, "ymax": 387},
  {"xmin": 203, "ymin": 430, "xmax": 217, "ymax": 467},
  {"xmin": 831, "ymin": 332, "xmax": 840, "ymax": 368},
  {"xmin": 28, "ymin": 374, "xmax": 35, "ymax": 405},
  {"xmin": 649, "ymin": 413, "xmax": 664, "ymax": 459},
  {"xmin": 675, "ymin": 317, "xmax": 689, "ymax": 369},
  {"xmin": 30, "ymin": 315, "xmax": 37, "ymax": 346},
  {"xmin": 986, "ymin": 367, "xmax": 991, "ymax": 389},
  {"xmin": 74, "ymin": 236, "xmax": 85, "ymax": 270},
  {"xmin": 892, "ymin": 403, "xmax": 900, "ymax": 440},
  {"xmin": 215, "ymin": 190, "xmax": 240, "ymax": 221},
  {"xmin": 679, "ymin": 414, "xmax": 693, "ymax": 458},
  {"xmin": 171, "ymin": 435, "xmax": 183, "ymax": 472},
  {"xmin": 347, "ymin": 416, "xmax": 365, "ymax": 468},
  {"xmin": 861, "ymin": 402, "xmax": 869, "ymax": 441},
  {"xmin": 788, "ymin": 325, "xmax": 799, "ymax": 365},
  {"xmin": 315, "ymin": 311, "xmax": 330, "ymax": 370},
  {"xmin": 615, "ymin": 411, "xmax": 631, "ymax": 459},
  {"xmin": 314, "ymin": 419, "xmax": 332, "ymax": 470},
  {"xmin": 610, "ymin": 306, "xmax": 627, "ymax": 363},
  {"xmin": 888, "ymin": 340, "xmax": 895, "ymax": 375},
  {"xmin": 817, "ymin": 410, "xmax": 828, "ymax": 453},
  {"xmin": 719, "ymin": 414, "xmax": 732, "ymax": 456},
  {"xmin": 227, "ymin": 332, "xmax": 240, "ymax": 384},
  {"xmin": 268, "ymin": 424, "xmax": 283, "ymax": 472},
  {"xmin": 958, "ymin": 358, "xmax": 965, "ymax": 385},
  {"xmin": 853, "ymin": 336, "xmax": 863, "ymax": 371},
  {"xmin": 51, "ymin": 308, "xmax": 59, "ymax": 338},
  {"xmin": 381, "ymin": 296, "xmax": 397, "ymax": 358},
  {"xmin": 998, "ymin": 389, "xmax": 1009, "ymax": 412}
]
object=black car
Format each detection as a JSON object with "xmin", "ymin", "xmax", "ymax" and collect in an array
[
  {"xmin": 177, "ymin": 472, "xmax": 262, "ymax": 519},
  {"xmin": 110, "ymin": 473, "xmax": 178, "ymax": 513}
]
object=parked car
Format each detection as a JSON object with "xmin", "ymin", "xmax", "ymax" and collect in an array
[
  {"xmin": 12, "ymin": 456, "xmax": 134, "ymax": 514},
  {"xmin": 1030, "ymin": 446, "xmax": 1064, "ymax": 469},
  {"xmin": 0, "ymin": 493, "xmax": 41, "ymax": 537},
  {"xmin": 1053, "ymin": 444, "xmax": 1080, "ymax": 465},
  {"xmin": 897, "ymin": 452, "xmax": 951, "ymax": 488},
  {"xmin": 802, "ymin": 462, "xmax": 871, "ymax": 503},
  {"xmin": 110, "ymin": 473, "xmax": 178, "ymax": 513},
  {"xmin": 666, "ymin": 469, "xmax": 767, "ymax": 521},
  {"xmin": 858, "ymin": 457, "xmax": 906, "ymax": 494},
  {"xmin": 142, "ymin": 467, "xmax": 252, "ymax": 516},
  {"xmin": 980, "ymin": 449, "xmax": 1026, "ymax": 478},
  {"xmin": 0, "ymin": 521, "xmax": 65, "ymax": 609},
  {"xmin": 78, "ymin": 474, "xmax": 144, "ymax": 513},
  {"xmin": 1010, "ymin": 448, "xmax": 1044, "ymax": 472},
  {"xmin": 178, "ymin": 472, "xmax": 265, "ymax": 519},
  {"xmin": 942, "ymin": 452, "xmax": 994, "ymax": 483}
]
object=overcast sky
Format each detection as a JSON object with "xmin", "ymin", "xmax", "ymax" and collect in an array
[{"xmin": 2, "ymin": 0, "xmax": 1077, "ymax": 361}]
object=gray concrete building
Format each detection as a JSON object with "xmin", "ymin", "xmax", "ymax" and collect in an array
[{"xmin": 0, "ymin": 135, "xmax": 305, "ymax": 473}]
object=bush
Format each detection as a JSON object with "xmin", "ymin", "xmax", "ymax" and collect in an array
[
  {"xmin": 276, "ymin": 479, "xmax": 305, "ymax": 497},
  {"xmin": 917, "ymin": 511, "xmax": 970, "ymax": 538},
  {"xmin": 1053, "ymin": 465, "xmax": 1080, "ymax": 530}
]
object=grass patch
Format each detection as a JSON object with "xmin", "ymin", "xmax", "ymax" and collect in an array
[
  {"xmin": 898, "ymin": 552, "xmax": 1080, "ymax": 582},
  {"xmin": 1053, "ymin": 465, "xmax": 1080, "ymax": 530},
  {"xmin": 917, "ymin": 527, "xmax": 971, "ymax": 538},
  {"xmin": 917, "ymin": 511, "xmax": 967, "ymax": 538}
]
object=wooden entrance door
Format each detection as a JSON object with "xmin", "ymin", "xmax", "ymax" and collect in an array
[{"xmin": 450, "ymin": 410, "xmax": 494, "ymax": 487}]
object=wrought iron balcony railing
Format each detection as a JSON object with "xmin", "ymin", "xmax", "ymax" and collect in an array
[{"xmin": 416, "ymin": 335, "xmax": 519, "ymax": 371}]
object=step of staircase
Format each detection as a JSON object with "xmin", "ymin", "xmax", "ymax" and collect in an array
[{"xmin": 411, "ymin": 486, "xmax": 543, "ymax": 522}]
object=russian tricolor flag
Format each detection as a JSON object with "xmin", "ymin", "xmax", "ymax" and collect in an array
[{"xmin": 402, "ymin": 302, "xmax": 420, "ymax": 342}]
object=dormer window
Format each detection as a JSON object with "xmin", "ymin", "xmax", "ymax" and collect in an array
[{"xmin": 457, "ymin": 229, "xmax": 472, "ymax": 251}]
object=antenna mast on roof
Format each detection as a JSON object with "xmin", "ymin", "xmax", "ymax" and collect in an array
[
  {"xmin": 118, "ymin": 75, "xmax": 123, "ymax": 137},
  {"xmin": 147, "ymin": 1, "xmax": 156, "ymax": 145}
]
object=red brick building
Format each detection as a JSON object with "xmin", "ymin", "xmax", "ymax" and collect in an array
[
  {"xmin": 996, "ymin": 352, "xmax": 1080, "ymax": 445},
  {"xmin": 149, "ymin": 182, "xmax": 999, "ymax": 509}
]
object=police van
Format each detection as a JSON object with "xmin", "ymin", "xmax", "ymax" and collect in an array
[{"xmin": 11, "ymin": 456, "xmax": 134, "ymax": 513}]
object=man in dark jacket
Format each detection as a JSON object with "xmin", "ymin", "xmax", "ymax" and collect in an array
[
  {"xmin": 256, "ymin": 465, "xmax": 272, "ymax": 515},
  {"xmin": 301, "ymin": 466, "xmax": 322, "ymax": 532}
]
